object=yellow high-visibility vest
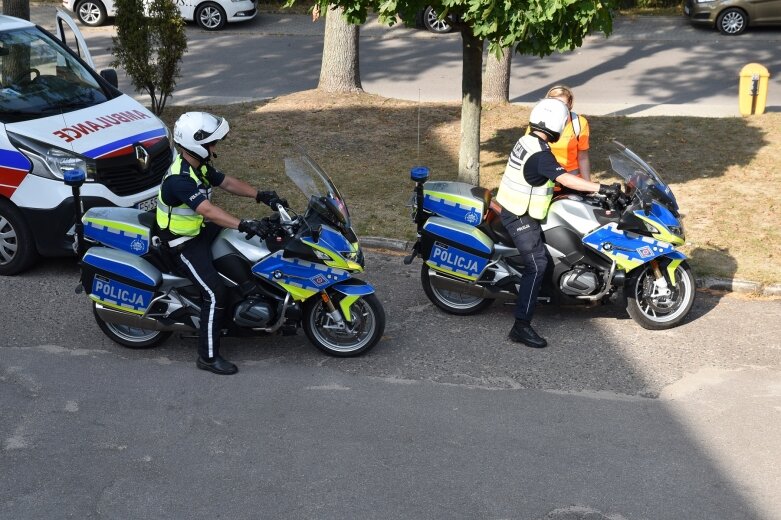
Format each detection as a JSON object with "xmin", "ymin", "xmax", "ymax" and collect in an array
[
  {"xmin": 156, "ymin": 155, "xmax": 213, "ymax": 238},
  {"xmin": 496, "ymin": 135, "xmax": 555, "ymax": 220}
]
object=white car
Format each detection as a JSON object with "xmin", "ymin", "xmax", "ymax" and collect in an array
[{"xmin": 62, "ymin": 0, "xmax": 257, "ymax": 31}]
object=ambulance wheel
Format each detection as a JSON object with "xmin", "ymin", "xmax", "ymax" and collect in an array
[
  {"xmin": 93, "ymin": 303, "xmax": 171, "ymax": 349},
  {"xmin": 0, "ymin": 199, "xmax": 38, "ymax": 276},
  {"xmin": 421, "ymin": 266, "xmax": 493, "ymax": 315}
]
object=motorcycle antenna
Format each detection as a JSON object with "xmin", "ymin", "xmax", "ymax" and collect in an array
[{"xmin": 417, "ymin": 88, "xmax": 421, "ymax": 161}]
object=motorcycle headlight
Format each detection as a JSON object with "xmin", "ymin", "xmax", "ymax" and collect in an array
[
  {"xmin": 668, "ymin": 224, "xmax": 684, "ymax": 238},
  {"xmin": 8, "ymin": 132, "xmax": 97, "ymax": 181},
  {"xmin": 642, "ymin": 221, "xmax": 660, "ymax": 235}
]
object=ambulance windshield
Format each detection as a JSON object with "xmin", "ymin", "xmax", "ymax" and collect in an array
[{"xmin": 0, "ymin": 27, "xmax": 110, "ymax": 123}]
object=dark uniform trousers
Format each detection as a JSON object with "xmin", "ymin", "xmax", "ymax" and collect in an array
[
  {"xmin": 500, "ymin": 208, "xmax": 549, "ymax": 323},
  {"xmin": 173, "ymin": 223, "xmax": 227, "ymax": 360}
]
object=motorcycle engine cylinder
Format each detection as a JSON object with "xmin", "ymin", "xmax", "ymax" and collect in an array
[
  {"xmin": 233, "ymin": 299, "xmax": 273, "ymax": 328},
  {"xmin": 560, "ymin": 268, "xmax": 600, "ymax": 296}
]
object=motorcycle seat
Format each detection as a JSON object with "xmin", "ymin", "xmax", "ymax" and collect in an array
[{"xmin": 479, "ymin": 207, "xmax": 515, "ymax": 247}]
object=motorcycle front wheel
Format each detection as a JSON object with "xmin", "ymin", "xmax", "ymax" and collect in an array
[
  {"xmin": 625, "ymin": 261, "xmax": 696, "ymax": 330},
  {"xmin": 421, "ymin": 265, "xmax": 493, "ymax": 315},
  {"xmin": 302, "ymin": 293, "xmax": 385, "ymax": 357},
  {"xmin": 93, "ymin": 302, "xmax": 171, "ymax": 349}
]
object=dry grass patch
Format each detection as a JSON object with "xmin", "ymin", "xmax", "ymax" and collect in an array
[{"xmin": 160, "ymin": 90, "xmax": 781, "ymax": 284}]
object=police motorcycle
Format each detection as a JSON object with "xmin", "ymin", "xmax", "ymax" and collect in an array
[
  {"xmin": 404, "ymin": 141, "xmax": 695, "ymax": 330},
  {"xmin": 66, "ymin": 150, "xmax": 385, "ymax": 356}
]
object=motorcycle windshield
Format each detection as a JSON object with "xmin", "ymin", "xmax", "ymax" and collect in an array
[
  {"xmin": 284, "ymin": 149, "xmax": 351, "ymax": 227},
  {"xmin": 609, "ymin": 141, "xmax": 678, "ymax": 210}
]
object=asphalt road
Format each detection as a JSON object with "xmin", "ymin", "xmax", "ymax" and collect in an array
[
  {"xmin": 31, "ymin": 6, "xmax": 781, "ymax": 116},
  {"xmin": 2, "ymin": 252, "xmax": 780, "ymax": 519},
  {"xmin": 5, "ymin": 6, "xmax": 781, "ymax": 519}
]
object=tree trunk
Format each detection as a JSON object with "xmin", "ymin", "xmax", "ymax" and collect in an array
[
  {"xmin": 2, "ymin": 0, "xmax": 30, "ymax": 20},
  {"xmin": 483, "ymin": 46, "xmax": 513, "ymax": 104},
  {"xmin": 318, "ymin": 5, "xmax": 362, "ymax": 93},
  {"xmin": 458, "ymin": 29, "xmax": 483, "ymax": 186}
]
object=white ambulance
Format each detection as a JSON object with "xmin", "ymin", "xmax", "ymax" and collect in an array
[{"xmin": 0, "ymin": 11, "xmax": 173, "ymax": 275}]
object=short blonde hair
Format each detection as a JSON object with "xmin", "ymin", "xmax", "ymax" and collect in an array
[{"xmin": 545, "ymin": 85, "xmax": 574, "ymax": 109}]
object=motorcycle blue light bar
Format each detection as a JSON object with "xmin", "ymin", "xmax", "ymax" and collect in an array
[{"xmin": 410, "ymin": 166, "xmax": 430, "ymax": 182}]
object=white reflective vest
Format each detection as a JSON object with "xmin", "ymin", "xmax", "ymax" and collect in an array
[{"xmin": 496, "ymin": 135, "xmax": 555, "ymax": 220}]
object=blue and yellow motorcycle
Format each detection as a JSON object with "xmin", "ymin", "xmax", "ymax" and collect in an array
[
  {"xmin": 406, "ymin": 141, "xmax": 695, "ymax": 330},
  {"xmin": 70, "ymin": 150, "xmax": 385, "ymax": 356}
]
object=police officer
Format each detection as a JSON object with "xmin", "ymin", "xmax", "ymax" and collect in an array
[
  {"xmin": 496, "ymin": 99, "xmax": 621, "ymax": 348},
  {"xmin": 157, "ymin": 112, "xmax": 282, "ymax": 374}
]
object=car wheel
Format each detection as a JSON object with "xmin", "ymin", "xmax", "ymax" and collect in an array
[
  {"xmin": 422, "ymin": 6, "xmax": 453, "ymax": 34},
  {"xmin": 196, "ymin": 2, "xmax": 227, "ymax": 31},
  {"xmin": 716, "ymin": 8, "xmax": 747, "ymax": 35},
  {"xmin": 0, "ymin": 198, "xmax": 39, "ymax": 276},
  {"xmin": 76, "ymin": 0, "xmax": 107, "ymax": 27}
]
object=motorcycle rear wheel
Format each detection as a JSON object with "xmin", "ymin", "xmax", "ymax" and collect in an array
[
  {"xmin": 93, "ymin": 302, "xmax": 171, "ymax": 349},
  {"xmin": 625, "ymin": 261, "xmax": 696, "ymax": 330},
  {"xmin": 421, "ymin": 265, "xmax": 493, "ymax": 315},
  {"xmin": 302, "ymin": 293, "xmax": 385, "ymax": 357}
]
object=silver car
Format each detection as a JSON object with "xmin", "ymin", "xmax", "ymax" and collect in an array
[{"xmin": 684, "ymin": 0, "xmax": 781, "ymax": 35}]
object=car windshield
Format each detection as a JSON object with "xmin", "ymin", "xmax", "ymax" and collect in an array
[
  {"xmin": 608, "ymin": 141, "xmax": 678, "ymax": 210},
  {"xmin": 0, "ymin": 27, "xmax": 109, "ymax": 123},
  {"xmin": 284, "ymin": 148, "xmax": 351, "ymax": 228}
]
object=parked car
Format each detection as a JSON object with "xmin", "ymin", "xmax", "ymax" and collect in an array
[
  {"xmin": 684, "ymin": 0, "xmax": 781, "ymax": 35},
  {"xmin": 62, "ymin": 0, "xmax": 257, "ymax": 31},
  {"xmin": 417, "ymin": 6, "xmax": 456, "ymax": 34},
  {"xmin": 0, "ymin": 11, "xmax": 174, "ymax": 275}
]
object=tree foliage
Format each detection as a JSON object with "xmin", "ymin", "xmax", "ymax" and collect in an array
[
  {"xmin": 386, "ymin": 0, "xmax": 616, "ymax": 58},
  {"xmin": 111, "ymin": 0, "xmax": 188, "ymax": 115}
]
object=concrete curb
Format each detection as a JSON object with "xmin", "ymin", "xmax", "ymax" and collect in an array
[{"xmin": 362, "ymin": 237, "xmax": 781, "ymax": 298}]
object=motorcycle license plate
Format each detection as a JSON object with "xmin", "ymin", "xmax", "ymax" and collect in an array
[{"xmin": 135, "ymin": 196, "xmax": 157, "ymax": 212}]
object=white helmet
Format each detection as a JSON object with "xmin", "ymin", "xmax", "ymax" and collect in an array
[
  {"xmin": 529, "ymin": 98, "xmax": 569, "ymax": 142},
  {"xmin": 173, "ymin": 112, "xmax": 230, "ymax": 160}
]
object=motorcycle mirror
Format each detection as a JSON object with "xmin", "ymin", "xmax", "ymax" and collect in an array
[{"xmin": 311, "ymin": 225, "xmax": 322, "ymax": 243}]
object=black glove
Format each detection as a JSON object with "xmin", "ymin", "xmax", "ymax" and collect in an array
[
  {"xmin": 598, "ymin": 182, "xmax": 622, "ymax": 199},
  {"xmin": 238, "ymin": 218, "xmax": 272, "ymax": 239},
  {"xmin": 256, "ymin": 190, "xmax": 286, "ymax": 209}
]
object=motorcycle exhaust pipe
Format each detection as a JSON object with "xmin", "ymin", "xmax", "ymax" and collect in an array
[
  {"xmin": 95, "ymin": 305, "xmax": 196, "ymax": 333},
  {"xmin": 428, "ymin": 271, "xmax": 516, "ymax": 301}
]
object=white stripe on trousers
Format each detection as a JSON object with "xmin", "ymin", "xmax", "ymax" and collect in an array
[
  {"xmin": 523, "ymin": 249, "xmax": 543, "ymax": 319},
  {"xmin": 179, "ymin": 253, "xmax": 216, "ymax": 358}
]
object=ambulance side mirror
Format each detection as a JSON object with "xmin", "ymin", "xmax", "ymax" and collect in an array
[{"xmin": 100, "ymin": 69, "xmax": 118, "ymax": 88}]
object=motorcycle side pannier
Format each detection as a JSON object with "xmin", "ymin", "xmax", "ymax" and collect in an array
[
  {"xmin": 422, "ymin": 181, "xmax": 491, "ymax": 227},
  {"xmin": 82, "ymin": 207, "xmax": 154, "ymax": 256},
  {"xmin": 420, "ymin": 216, "xmax": 493, "ymax": 281},
  {"xmin": 81, "ymin": 247, "xmax": 162, "ymax": 315}
]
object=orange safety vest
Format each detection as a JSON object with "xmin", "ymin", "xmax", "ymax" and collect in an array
[{"xmin": 548, "ymin": 111, "xmax": 589, "ymax": 173}]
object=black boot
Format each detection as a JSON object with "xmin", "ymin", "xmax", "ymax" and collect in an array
[
  {"xmin": 508, "ymin": 320, "xmax": 547, "ymax": 348},
  {"xmin": 197, "ymin": 355, "xmax": 238, "ymax": 375}
]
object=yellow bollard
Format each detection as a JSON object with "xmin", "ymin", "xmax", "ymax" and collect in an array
[{"xmin": 738, "ymin": 63, "xmax": 770, "ymax": 116}]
